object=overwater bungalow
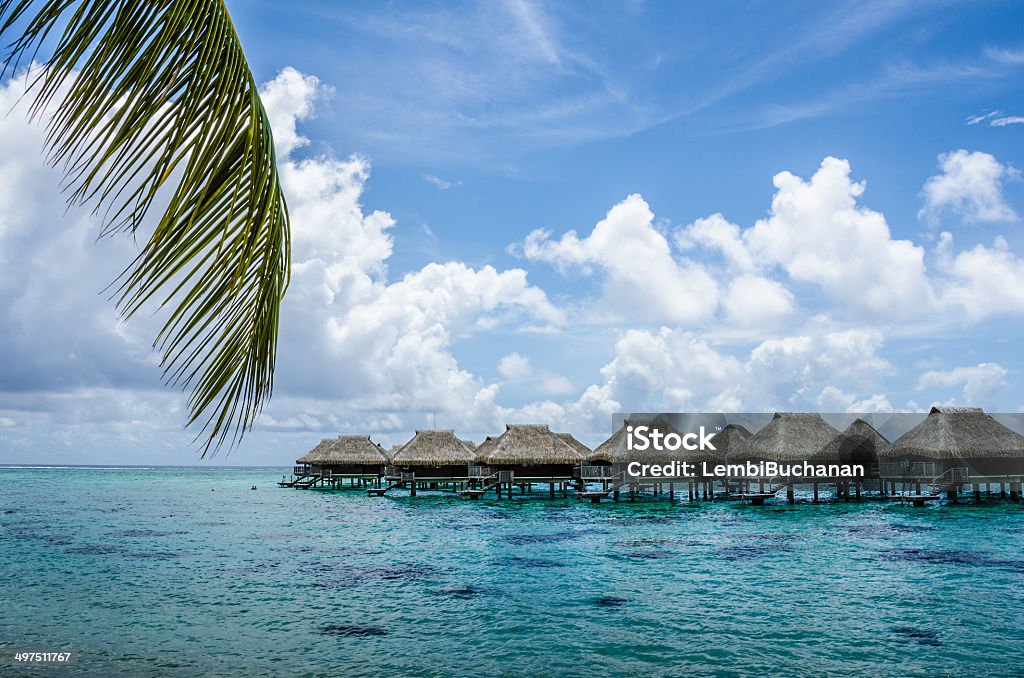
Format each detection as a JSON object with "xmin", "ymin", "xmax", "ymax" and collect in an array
[
  {"xmin": 727, "ymin": 412, "xmax": 843, "ymax": 503},
  {"xmin": 388, "ymin": 430, "xmax": 477, "ymax": 494},
  {"xmin": 288, "ymin": 435, "xmax": 388, "ymax": 489},
  {"xmin": 584, "ymin": 417, "xmax": 700, "ymax": 500},
  {"xmin": 818, "ymin": 418, "xmax": 890, "ymax": 465},
  {"xmin": 477, "ymin": 424, "xmax": 585, "ymax": 493},
  {"xmin": 886, "ymin": 406, "xmax": 1024, "ymax": 501}
]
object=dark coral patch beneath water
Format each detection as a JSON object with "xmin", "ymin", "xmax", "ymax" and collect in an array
[{"xmin": 317, "ymin": 624, "xmax": 388, "ymax": 637}]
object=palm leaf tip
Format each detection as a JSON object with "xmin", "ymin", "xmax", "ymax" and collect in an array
[{"xmin": 1, "ymin": 0, "xmax": 291, "ymax": 455}]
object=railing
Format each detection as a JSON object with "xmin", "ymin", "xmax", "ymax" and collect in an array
[
  {"xmin": 575, "ymin": 465, "xmax": 611, "ymax": 479},
  {"xmin": 930, "ymin": 467, "xmax": 968, "ymax": 490},
  {"xmin": 468, "ymin": 465, "xmax": 493, "ymax": 478},
  {"xmin": 879, "ymin": 461, "xmax": 943, "ymax": 481},
  {"xmin": 497, "ymin": 470, "xmax": 514, "ymax": 484},
  {"xmin": 384, "ymin": 465, "xmax": 398, "ymax": 479},
  {"xmin": 292, "ymin": 465, "xmax": 307, "ymax": 475},
  {"xmin": 401, "ymin": 472, "xmax": 416, "ymax": 483},
  {"xmin": 322, "ymin": 469, "xmax": 332, "ymax": 479}
]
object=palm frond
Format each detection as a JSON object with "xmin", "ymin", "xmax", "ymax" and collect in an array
[{"xmin": 0, "ymin": 0, "xmax": 290, "ymax": 455}]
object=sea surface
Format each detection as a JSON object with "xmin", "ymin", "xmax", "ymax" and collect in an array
[{"xmin": 1, "ymin": 466, "xmax": 1023, "ymax": 677}]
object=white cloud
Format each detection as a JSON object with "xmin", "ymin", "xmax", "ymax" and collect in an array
[
  {"xmin": 746, "ymin": 157, "xmax": 932, "ymax": 317},
  {"xmin": 937, "ymin": 233, "xmax": 1024, "ymax": 321},
  {"xmin": 919, "ymin": 150, "xmax": 1019, "ymax": 225},
  {"xmin": 564, "ymin": 325, "xmax": 891, "ymax": 419},
  {"xmin": 676, "ymin": 213, "xmax": 756, "ymax": 273},
  {"xmin": 991, "ymin": 116, "xmax": 1024, "ymax": 127},
  {"xmin": 816, "ymin": 386, "xmax": 894, "ymax": 412},
  {"xmin": 966, "ymin": 110, "xmax": 1002, "ymax": 125},
  {"xmin": 677, "ymin": 157, "xmax": 932, "ymax": 319},
  {"xmin": 0, "ymin": 67, "xmax": 567, "ymax": 458},
  {"xmin": 6, "ymin": 62, "xmax": 1024, "ymax": 460},
  {"xmin": 723, "ymin": 274, "xmax": 797, "ymax": 328},
  {"xmin": 498, "ymin": 352, "xmax": 532, "ymax": 380},
  {"xmin": 258, "ymin": 67, "xmax": 325, "ymax": 157},
  {"xmin": 519, "ymin": 193, "xmax": 719, "ymax": 324},
  {"xmin": 917, "ymin": 363, "xmax": 1008, "ymax": 407}
]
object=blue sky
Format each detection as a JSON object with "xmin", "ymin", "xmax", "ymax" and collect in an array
[{"xmin": 1, "ymin": 0, "xmax": 1024, "ymax": 464}]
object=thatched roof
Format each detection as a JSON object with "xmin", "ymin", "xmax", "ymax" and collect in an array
[
  {"xmin": 473, "ymin": 436, "xmax": 498, "ymax": 464},
  {"xmin": 392, "ymin": 430, "xmax": 476, "ymax": 466},
  {"xmin": 815, "ymin": 418, "xmax": 891, "ymax": 462},
  {"xmin": 386, "ymin": 444, "xmax": 403, "ymax": 462},
  {"xmin": 703, "ymin": 424, "xmax": 753, "ymax": 462},
  {"xmin": 296, "ymin": 435, "xmax": 388, "ymax": 465},
  {"xmin": 480, "ymin": 424, "xmax": 585, "ymax": 465},
  {"xmin": 728, "ymin": 413, "xmax": 841, "ymax": 462},
  {"xmin": 588, "ymin": 417, "xmax": 689, "ymax": 464},
  {"xmin": 890, "ymin": 406, "xmax": 1024, "ymax": 460},
  {"xmin": 555, "ymin": 432, "xmax": 592, "ymax": 457}
]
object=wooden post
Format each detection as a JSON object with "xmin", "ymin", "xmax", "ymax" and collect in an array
[
  {"xmin": 410, "ymin": 482, "xmax": 417, "ymax": 497},
  {"xmin": 787, "ymin": 483, "xmax": 794, "ymax": 505},
  {"xmin": 669, "ymin": 482, "xmax": 674, "ymax": 500},
  {"xmin": 974, "ymin": 483, "xmax": 981, "ymax": 501},
  {"xmin": 549, "ymin": 483, "xmax": 555, "ymax": 498},
  {"xmin": 812, "ymin": 482, "xmax": 818, "ymax": 503},
  {"xmin": 855, "ymin": 481, "xmax": 861, "ymax": 501}
]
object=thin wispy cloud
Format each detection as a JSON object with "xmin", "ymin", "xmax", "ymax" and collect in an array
[
  {"xmin": 966, "ymin": 110, "xmax": 1024, "ymax": 127},
  {"xmin": 423, "ymin": 173, "xmax": 462, "ymax": 190},
  {"xmin": 735, "ymin": 60, "xmax": 992, "ymax": 132},
  {"xmin": 991, "ymin": 115, "xmax": 1024, "ymax": 127},
  {"xmin": 966, "ymin": 110, "xmax": 1002, "ymax": 125},
  {"xmin": 985, "ymin": 46, "xmax": 1024, "ymax": 64}
]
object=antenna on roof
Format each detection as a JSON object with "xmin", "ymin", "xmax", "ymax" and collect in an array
[{"xmin": 432, "ymin": 410, "xmax": 437, "ymax": 430}]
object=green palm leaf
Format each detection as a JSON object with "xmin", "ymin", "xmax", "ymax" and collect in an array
[{"xmin": 0, "ymin": 0, "xmax": 290, "ymax": 455}]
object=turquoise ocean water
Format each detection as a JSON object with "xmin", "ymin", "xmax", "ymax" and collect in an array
[{"xmin": 1, "ymin": 466, "xmax": 1023, "ymax": 677}]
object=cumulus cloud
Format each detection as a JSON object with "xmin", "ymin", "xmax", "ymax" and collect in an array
[
  {"xmin": 816, "ymin": 386, "xmax": 894, "ymax": 412},
  {"xmin": 6, "ymin": 63, "xmax": 1024, "ymax": 459},
  {"xmin": 919, "ymin": 150, "xmax": 1018, "ymax": 225},
  {"xmin": 676, "ymin": 157, "xmax": 934, "ymax": 320},
  {"xmin": 554, "ymin": 324, "xmax": 891, "ymax": 421},
  {"xmin": 917, "ymin": 362, "xmax": 1008, "ymax": 407},
  {"xmin": 260, "ymin": 68, "xmax": 564, "ymax": 432},
  {"xmin": 0, "ymin": 67, "xmax": 565, "ymax": 458},
  {"xmin": 498, "ymin": 353, "xmax": 532, "ymax": 380},
  {"xmin": 722, "ymin": 275, "xmax": 797, "ymax": 328},
  {"xmin": 518, "ymin": 193, "xmax": 719, "ymax": 324},
  {"xmin": 936, "ymin": 232, "xmax": 1024, "ymax": 321},
  {"xmin": 744, "ymin": 157, "xmax": 933, "ymax": 317}
]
